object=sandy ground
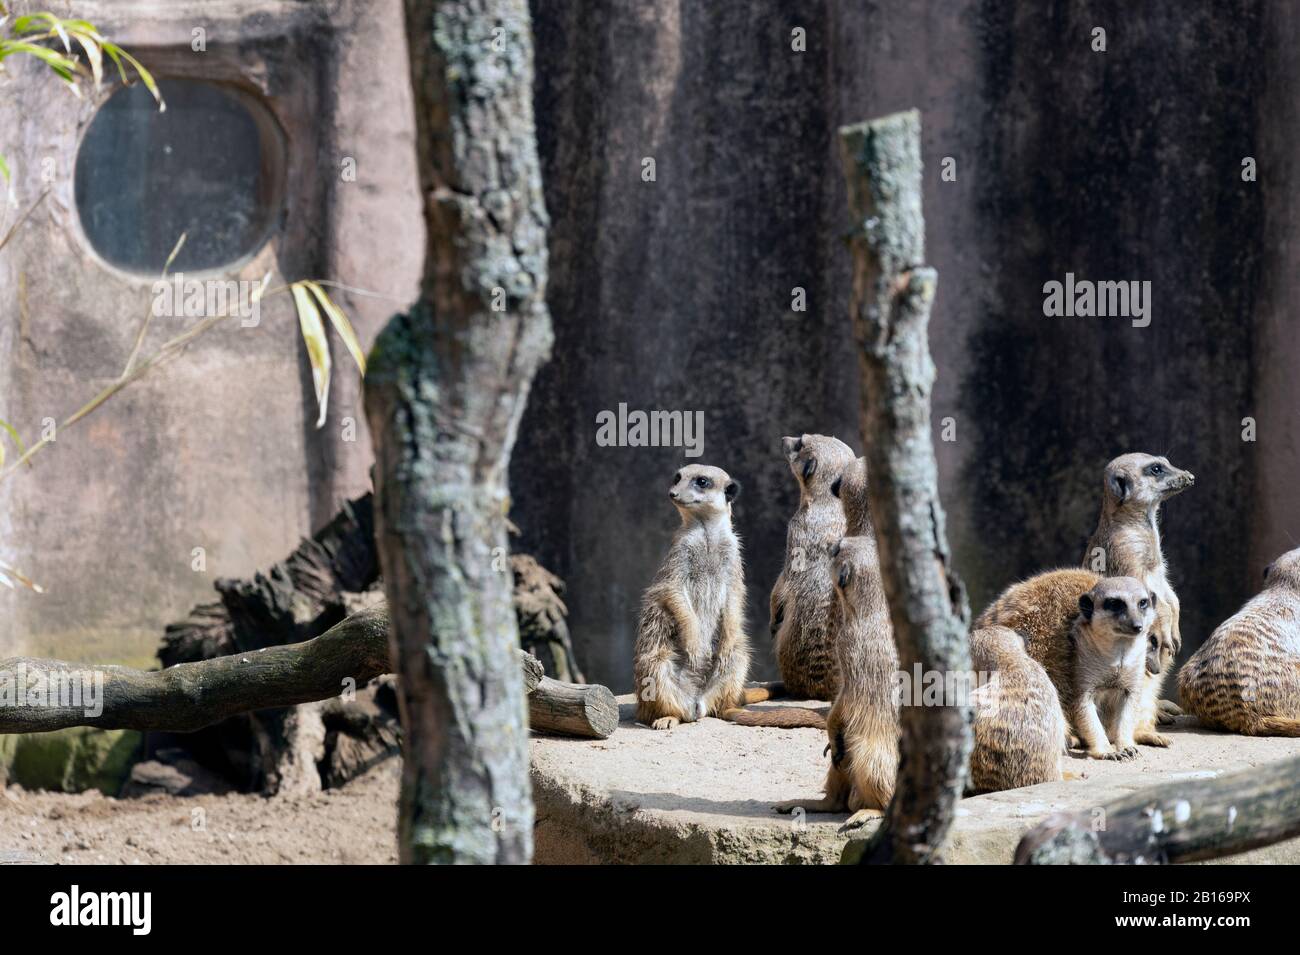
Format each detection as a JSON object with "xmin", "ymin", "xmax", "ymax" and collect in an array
[{"xmin": 0, "ymin": 760, "xmax": 400, "ymax": 865}]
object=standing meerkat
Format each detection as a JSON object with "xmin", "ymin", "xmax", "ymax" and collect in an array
[
  {"xmin": 1065, "ymin": 577, "xmax": 1157, "ymax": 760},
  {"xmin": 1178, "ymin": 547, "xmax": 1300, "ymax": 736},
  {"xmin": 1083, "ymin": 452, "xmax": 1194, "ymax": 741},
  {"xmin": 968, "ymin": 626, "xmax": 1067, "ymax": 792},
  {"xmin": 633, "ymin": 465, "xmax": 750, "ymax": 730},
  {"xmin": 776, "ymin": 536, "xmax": 899, "ymax": 830},
  {"xmin": 770, "ymin": 433, "xmax": 857, "ymax": 700},
  {"xmin": 633, "ymin": 465, "xmax": 822, "ymax": 730},
  {"xmin": 830, "ymin": 455, "xmax": 871, "ymax": 536}
]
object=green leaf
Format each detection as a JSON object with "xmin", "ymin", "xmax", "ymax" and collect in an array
[
  {"xmin": 291, "ymin": 283, "xmax": 332, "ymax": 428},
  {"xmin": 0, "ymin": 416, "xmax": 26, "ymax": 471}
]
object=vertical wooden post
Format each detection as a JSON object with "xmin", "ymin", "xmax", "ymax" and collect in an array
[{"xmin": 838, "ymin": 110, "xmax": 972, "ymax": 865}]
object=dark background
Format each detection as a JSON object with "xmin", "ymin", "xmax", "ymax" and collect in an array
[{"xmin": 509, "ymin": 0, "xmax": 1297, "ymax": 693}]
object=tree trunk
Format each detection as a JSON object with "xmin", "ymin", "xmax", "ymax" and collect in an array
[
  {"xmin": 1016, "ymin": 754, "xmax": 1300, "ymax": 864},
  {"xmin": 838, "ymin": 110, "xmax": 973, "ymax": 865},
  {"xmin": 365, "ymin": 0, "xmax": 553, "ymax": 865}
]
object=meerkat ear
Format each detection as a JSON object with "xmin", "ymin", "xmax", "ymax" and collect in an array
[
  {"xmin": 1264, "ymin": 562, "xmax": 1274, "ymax": 582},
  {"xmin": 830, "ymin": 476, "xmax": 843, "ymax": 498},
  {"xmin": 837, "ymin": 563, "xmax": 852, "ymax": 590},
  {"xmin": 830, "ymin": 539, "xmax": 842, "ymax": 557},
  {"xmin": 802, "ymin": 456, "xmax": 818, "ymax": 480},
  {"xmin": 1078, "ymin": 593, "xmax": 1095, "ymax": 620},
  {"xmin": 1108, "ymin": 471, "xmax": 1129, "ymax": 503},
  {"xmin": 725, "ymin": 479, "xmax": 741, "ymax": 501}
]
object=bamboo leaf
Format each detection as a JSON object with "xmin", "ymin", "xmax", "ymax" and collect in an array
[
  {"xmin": 304, "ymin": 281, "xmax": 366, "ymax": 376},
  {"xmin": 291, "ymin": 283, "xmax": 332, "ymax": 428},
  {"xmin": 103, "ymin": 42, "xmax": 164, "ymax": 111},
  {"xmin": 0, "ymin": 558, "xmax": 45, "ymax": 594},
  {"xmin": 0, "ymin": 416, "xmax": 27, "ymax": 470}
]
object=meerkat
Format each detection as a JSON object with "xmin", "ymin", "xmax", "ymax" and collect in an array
[
  {"xmin": 968, "ymin": 626, "xmax": 1067, "ymax": 792},
  {"xmin": 830, "ymin": 455, "xmax": 871, "ymax": 536},
  {"xmin": 1178, "ymin": 547, "xmax": 1300, "ymax": 736},
  {"xmin": 1082, "ymin": 453, "xmax": 1194, "ymax": 741},
  {"xmin": 633, "ymin": 465, "xmax": 751, "ymax": 730},
  {"xmin": 776, "ymin": 536, "xmax": 899, "ymax": 830},
  {"xmin": 770, "ymin": 433, "xmax": 857, "ymax": 700},
  {"xmin": 632, "ymin": 464, "xmax": 822, "ymax": 730},
  {"xmin": 977, "ymin": 567, "xmax": 1168, "ymax": 752},
  {"xmin": 1066, "ymin": 577, "xmax": 1157, "ymax": 760}
]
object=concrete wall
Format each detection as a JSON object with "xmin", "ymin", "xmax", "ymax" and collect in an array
[
  {"xmin": 2, "ymin": 1, "xmax": 1296, "ymax": 702},
  {"xmin": 0, "ymin": 0, "xmax": 421, "ymax": 666},
  {"xmin": 515, "ymin": 0, "xmax": 1298, "ymax": 692}
]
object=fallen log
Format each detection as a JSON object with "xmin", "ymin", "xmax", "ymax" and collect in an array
[
  {"xmin": 529, "ymin": 676, "xmax": 618, "ymax": 740},
  {"xmin": 1015, "ymin": 754, "xmax": 1300, "ymax": 864},
  {"xmin": 1, "ymin": 602, "xmax": 617, "ymax": 740},
  {"xmin": 0, "ymin": 605, "xmax": 391, "ymax": 734}
]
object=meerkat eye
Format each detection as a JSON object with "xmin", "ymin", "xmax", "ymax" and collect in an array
[
  {"xmin": 1138, "ymin": 598, "xmax": 1149, "ymax": 610},
  {"xmin": 1102, "ymin": 598, "xmax": 1123, "ymax": 614},
  {"xmin": 695, "ymin": 477, "xmax": 711, "ymax": 489},
  {"xmin": 1149, "ymin": 464, "xmax": 1164, "ymax": 476}
]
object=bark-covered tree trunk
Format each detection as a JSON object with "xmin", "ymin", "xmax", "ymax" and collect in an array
[
  {"xmin": 838, "ymin": 111, "xmax": 973, "ymax": 865},
  {"xmin": 365, "ymin": 0, "xmax": 553, "ymax": 865}
]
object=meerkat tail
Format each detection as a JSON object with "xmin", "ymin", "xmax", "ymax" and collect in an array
[
  {"xmin": 1252, "ymin": 715, "xmax": 1300, "ymax": 737},
  {"xmin": 739, "ymin": 682, "xmax": 789, "ymax": 704},
  {"xmin": 720, "ymin": 706, "xmax": 826, "ymax": 729}
]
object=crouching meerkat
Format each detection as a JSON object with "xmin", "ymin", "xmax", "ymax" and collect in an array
[
  {"xmin": 1066, "ymin": 577, "xmax": 1158, "ymax": 759},
  {"xmin": 770, "ymin": 433, "xmax": 857, "ymax": 700},
  {"xmin": 1083, "ymin": 453, "xmax": 1194, "ymax": 740},
  {"xmin": 1179, "ymin": 547, "xmax": 1300, "ymax": 736},
  {"xmin": 776, "ymin": 536, "xmax": 899, "ymax": 830},
  {"xmin": 633, "ymin": 465, "xmax": 823, "ymax": 730},
  {"xmin": 968, "ymin": 626, "xmax": 1066, "ymax": 792},
  {"xmin": 977, "ymin": 569, "xmax": 1166, "ymax": 754}
]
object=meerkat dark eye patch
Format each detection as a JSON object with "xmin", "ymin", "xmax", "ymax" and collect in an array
[
  {"xmin": 802, "ymin": 456, "xmax": 817, "ymax": 480},
  {"xmin": 830, "ymin": 476, "xmax": 843, "ymax": 498},
  {"xmin": 1148, "ymin": 464, "xmax": 1164, "ymax": 476},
  {"xmin": 695, "ymin": 477, "xmax": 712, "ymax": 489},
  {"xmin": 724, "ymin": 480, "xmax": 740, "ymax": 501},
  {"xmin": 1138, "ymin": 598, "xmax": 1149, "ymax": 610},
  {"xmin": 1102, "ymin": 598, "xmax": 1124, "ymax": 614}
]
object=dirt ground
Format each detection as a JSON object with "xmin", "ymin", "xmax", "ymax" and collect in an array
[{"xmin": 0, "ymin": 760, "xmax": 400, "ymax": 865}]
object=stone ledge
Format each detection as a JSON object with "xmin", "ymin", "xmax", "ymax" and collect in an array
[{"xmin": 530, "ymin": 695, "xmax": 1300, "ymax": 864}]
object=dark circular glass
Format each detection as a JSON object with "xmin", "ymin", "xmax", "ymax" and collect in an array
[{"xmin": 75, "ymin": 79, "xmax": 284, "ymax": 273}]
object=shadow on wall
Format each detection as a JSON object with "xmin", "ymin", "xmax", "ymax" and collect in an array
[{"xmin": 513, "ymin": 0, "xmax": 1286, "ymax": 693}]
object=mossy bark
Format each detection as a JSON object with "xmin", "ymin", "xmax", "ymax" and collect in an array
[
  {"xmin": 839, "ymin": 110, "xmax": 973, "ymax": 865},
  {"xmin": 364, "ymin": 0, "xmax": 552, "ymax": 864}
]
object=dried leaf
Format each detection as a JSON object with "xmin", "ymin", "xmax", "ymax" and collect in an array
[
  {"xmin": 304, "ymin": 281, "xmax": 366, "ymax": 376},
  {"xmin": 0, "ymin": 558, "xmax": 44, "ymax": 594},
  {"xmin": 291, "ymin": 283, "xmax": 332, "ymax": 428}
]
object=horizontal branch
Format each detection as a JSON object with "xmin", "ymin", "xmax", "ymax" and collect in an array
[
  {"xmin": 0, "ymin": 605, "xmax": 392, "ymax": 735},
  {"xmin": 1015, "ymin": 754, "xmax": 1300, "ymax": 864}
]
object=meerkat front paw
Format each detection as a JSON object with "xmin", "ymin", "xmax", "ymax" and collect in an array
[
  {"xmin": 1156, "ymin": 699, "xmax": 1183, "ymax": 724},
  {"xmin": 1098, "ymin": 745, "xmax": 1140, "ymax": 761},
  {"xmin": 1135, "ymin": 729, "xmax": 1172, "ymax": 747},
  {"xmin": 839, "ymin": 808, "xmax": 884, "ymax": 833},
  {"xmin": 651, "ymin": 716, "xmax": 680, "ymax": 730}
]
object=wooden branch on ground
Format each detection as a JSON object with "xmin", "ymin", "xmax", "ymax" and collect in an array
[
  {"xmin": 529, "ymin": 676, "xmax": 618, "ymax": 739},
  {"xmin": 838, "ymin": 110, "xmax": 973, "ymax": 865},
  {"xmin": 3, "ymin": 600, "xmax": 615, "ymax": 740},
  {"xmin": 1015, "ymin": 754, "xmax": 1300, "ymax": 864},
  {"xmin": 0, "ymin": 605, "xmax": 391, "ymax": 735}
]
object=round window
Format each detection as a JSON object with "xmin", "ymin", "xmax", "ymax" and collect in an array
[{"xmin": 75, "ymin": 79, "xmax": 285, "ymax": 274}]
